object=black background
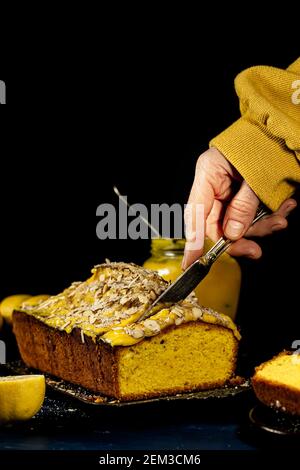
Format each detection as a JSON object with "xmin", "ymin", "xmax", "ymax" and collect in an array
[{"xmin": 1, "ymin": 23, "xmax": 299, "ymax": 367}]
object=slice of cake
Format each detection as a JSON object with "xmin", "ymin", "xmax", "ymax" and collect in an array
[
  {"xmin": 13, "ymin": 262, "xmax": 240, "ymax": 401},
  {"xmin": 252, "ymin": 351, "xmax": 300, "ymax": 415}
]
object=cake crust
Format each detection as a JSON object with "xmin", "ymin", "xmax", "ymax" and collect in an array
[
  {"xmin": 252, "ymin": 351, "xmax": 300, "ymax": 415},
  {"xmin": 13, "ymin": 311, "xmax": 120, "ymax": 397},
  {"xmin": 13, "ymin": 310, "xmax": 238, "ymax": 401}
]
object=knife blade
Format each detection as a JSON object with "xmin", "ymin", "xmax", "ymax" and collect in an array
[{"xmin": 136, "ymin": 205, "xmax": 269, "ymax": 323}]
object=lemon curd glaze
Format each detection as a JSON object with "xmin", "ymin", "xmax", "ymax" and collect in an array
[{"xmin": 19, "ymin": 262, "xmax": 241, "ymax": 346}]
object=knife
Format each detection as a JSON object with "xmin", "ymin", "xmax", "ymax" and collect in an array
[{"xmin": 136, "ymin": 206, "xmax": 269, "ymax": 322}]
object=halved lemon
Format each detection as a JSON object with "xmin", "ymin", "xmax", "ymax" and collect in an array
[{"xmin": 0, "ymin": 375, "xmax": 45, "ymax": 422}]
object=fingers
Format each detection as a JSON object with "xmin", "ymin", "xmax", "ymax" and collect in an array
[
  {"xmin": 245, "ymin": 214, "xmax": 288, "ymax": 237},
  {"xmin": 223, "ymin": 181, "xmax": 259, "ymax": 240},
  {"xmin": 245, "ymin": 198, "xmax": 297, "ymax": 238},
  {"xmin": 206, "ymin": 200, "xmax": 263, "ymax": 259},
  {"xmin": 277, "ymin": 198, "xmax": 297, "ymax": 217},
  {"xmin": 226, "ymin": 198, "xmax": 297, "ymax": 258},
  {"xmin": 182, "ymin": 149, "xmax": 234, "ymax": 270},
  {"xmin": 206, "ymin": 199, "xmax": 224, "ymax": 242},
  {"xmin": 226, "ymin": 239, "xmax": 262, "ymax": 259}
]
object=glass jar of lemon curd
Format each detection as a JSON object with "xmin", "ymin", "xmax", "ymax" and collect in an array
[{"xmin": 143, "ymin": 238, "xmax": 241, "ymax": 320}]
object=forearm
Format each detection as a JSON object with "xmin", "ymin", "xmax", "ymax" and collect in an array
[{"xmin": 210, "ymin": 58, "xmax": 300, "ymax": 211}]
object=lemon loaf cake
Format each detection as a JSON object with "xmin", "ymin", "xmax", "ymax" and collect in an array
[
  {"xmin": 252, "ymin": 351, "xmax": 300, "ymax": 415},
  {"xmin": 13, "ymin": 262, "xmax": 240, "ymax": 401}
]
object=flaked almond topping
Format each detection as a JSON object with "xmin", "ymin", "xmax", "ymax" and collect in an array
[
  {"xmin": 127, "ymin": 276, "xmax": 138, "ymax": 288},
  {"xmin": 21, "ymin": 262, "xmax": 240, "ymax": 342},
  {"xmin": 22, "ymin": 262, "xmax": 171, "ymax": 334},
  {"xmin": 81, "ymin": 330, "xmax": 85, "ymax": 343},
  {"xmin": 89, "ymin": 285, "xmax": 98, "ymax": 292},
  {"xmin": 150, "ymin": 290, "xmax": 156, "ymax": 301},
  {"xmin": 144, "ymin": 319, "xmax": 161, "ymax": 333},
  {"xmin": 138, "ymin": 294, "xmax": 149, "ymax": 303},
  {"xmin": 171, "ymin": 306, "xmax": 184, "ymax": 317},
  {"xmin": 119, "ymin": 297, "xmax": 129, "ymax": 305},
  {"xmin": 192, "ymin": 307, "xmax": 203, "ymax": 319},
  {"xmin": 127, "ymin": 328, "xmax": 144, "ymax": 339},
  {"xmin": 61, "ymin": 320, "xmax": 71, "ymax": 330},
  {"xmin": 102, "ymin": 284, "xmax": 109, "ymax": 294},
  {"xmin": 84, "ymin": 310, "xmax": 94, "ymax": 316}
]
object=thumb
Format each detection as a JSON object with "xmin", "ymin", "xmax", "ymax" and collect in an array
[{"xmin": 223, "ymin": 181, "xmax": 259, "ymax": 240}]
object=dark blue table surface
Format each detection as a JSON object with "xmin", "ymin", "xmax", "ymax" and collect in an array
[
  {"xmin": 0, "ymin": 335, "xmax": 295, "ymax": 452},
  {"xmin": 0, "ymin": 389, "xmax": 276, "ymax": 451}
]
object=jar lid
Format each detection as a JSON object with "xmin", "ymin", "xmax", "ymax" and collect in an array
[{"xmin": 151, "ymin": 238, "xmax": 185, "ymax": 255}]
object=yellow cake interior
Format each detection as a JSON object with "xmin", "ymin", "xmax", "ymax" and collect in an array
[
  {"xmin": 255, "ymin": 353, "xmax": 300, "ymax": 389},
  {"xmin": 117, "ymin": 322, "xmax": 237, "ymax": 397}
]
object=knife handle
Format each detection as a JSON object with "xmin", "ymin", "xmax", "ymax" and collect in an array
[{"xmin": 203, "ymin": 205, "xmax": 269, "ymax": 265}]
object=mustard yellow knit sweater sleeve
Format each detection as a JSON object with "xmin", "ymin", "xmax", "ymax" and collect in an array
[{"xmin": 210, "ymin": 58, "xmax": 300, "ymax": 211}]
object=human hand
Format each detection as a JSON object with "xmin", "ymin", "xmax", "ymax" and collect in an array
[{"xmin": 182, "ymin": 147, "xmax": 297, "ymax": 269}]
